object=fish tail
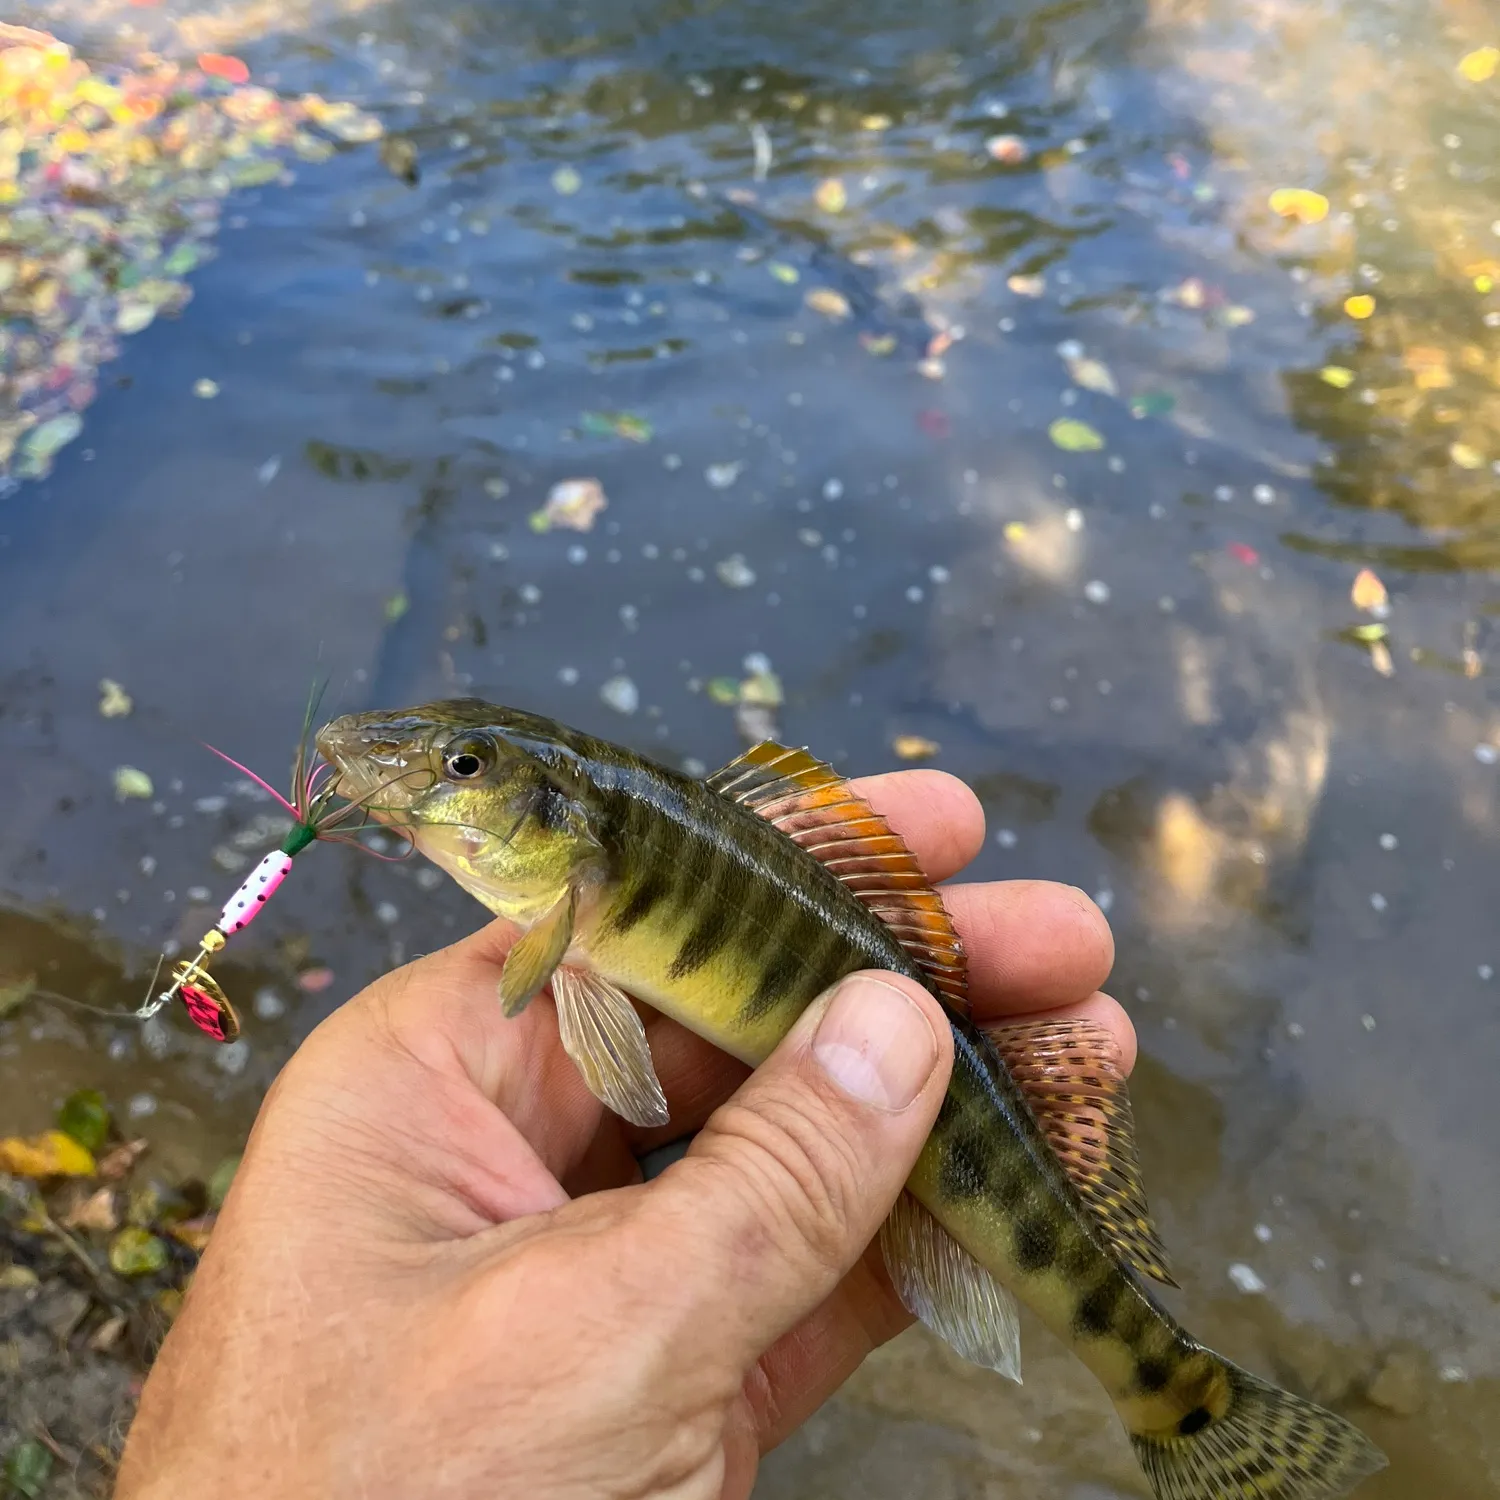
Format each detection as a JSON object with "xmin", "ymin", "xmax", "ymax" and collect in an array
[{"xmin": 1130, "ymin": 1354, "xmax": 1386, "ymax": 1500}]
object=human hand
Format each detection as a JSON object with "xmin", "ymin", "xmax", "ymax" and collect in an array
[{"xmin": 116, "ymin": 770, "xmax": 1125, "ymax": 1500}]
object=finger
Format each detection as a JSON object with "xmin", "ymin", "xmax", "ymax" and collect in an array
[
  {"xmin": 943, "ymin": 880, "xmax": 1115, "ymax": 1012},
  {"xmin": 640, "ymin": 972, "xmax": 952, "ymax": 1368},
  {"xmin": 847, "ymin": 770, "xmax": 985, "ymax": 883}
]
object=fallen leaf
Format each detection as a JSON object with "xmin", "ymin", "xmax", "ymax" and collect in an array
[
  {"xmin": 1130, "ymin": 391, "xmax": 1175, "ymax": 418},
  {"xmin": 1451, "ymin": 442, "xmax": 1485, "ymax": 470},
  {"xmin": 198, "ymin": 53, "xmax": 250, "ymax": 84},
  {"xmin": 90, "ymin": 1313, "xmax": 127, "ymax": 1352},
  {"xmin": 167, "ymin": 1213, "xmax": 217, "ymax": 1252},
  {"xmin": 57, "ymin": 1089, "xmax": 110, "ymax": 1152},
  {"xmin": 1344, "ymin": 294, "xmax": 1376, "ymax": 320},
  {"xmin": 805, "ymin": 288, "xmax": 851, "ymax": 319},
  {"xmin": 814, "ymin": 177, "xmax": 847, "ymax": 213},
  {"xmin": 1320, "ymin": 365, "xmax": 1356, "ymax": 388},
  {"xmin": 1007, "ymin": 273, "xmax": 1045, "ymax": 297},
  {"xmin": 1458, "ymin": 46, "xmax": 1500, "ymax": 82},
  {"xmin": 535, "ymin": 477, "xmax": 608, "ymax": 532},
  {"xmin": 1062, "ymin": 353, "xmax": 1118, "ymax": 396},
  {"xmin": 1351, "ymin": 568, "xmax": 1389, "ymax": 612},
  {"xmin": 63, "ymin": 1186, "xmax": 119, "ymax": 1234},
  {"xmin": 98, "ymin": 679, "xmax": 132, "ymax": 718},
  {"xmin": 892, "ymin": 735, "xmax": 940, "ymax": 761},
  {"xmin": 3, "ymin": 1440, "xmax": 52, "ymax": 1500},
  {"xmin": 1268, "ymin": 188, "xmax": 1330, "ymax": 224},
  {"xmin": 767, "ymin": 262, "xmax": 800, "ymax": 285},
  {"xmin": 96, "ymin": 1139, "xmax": 148, "ymax": 1180},
  {"xmin": 113, "ymin": 766, "xmax": 153, "ymax": 800},
  {"xmin": 1228, "ymin": 542, "xmax": 1259, "ymax": 566},
  {"xmin": 1350, "ymin": 622, "xmax": 1389, "ymax": 643},
  {"xmin": 1048, "ymin": 418, "xmax": 1105, "ymax": 452},
  {"xmin": 0, "ymin": 1130, "xmax": 95, "ymax": 1179},
  {"xmin": 109, "ymin": 1226, "xmax": 169, "ymax": 1276},
  {"xmin": 860, "ymin": 333, "xmax": 896, "ymax": 356}
]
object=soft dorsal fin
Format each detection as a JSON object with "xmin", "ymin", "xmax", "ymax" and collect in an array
[
  {"xmin": 707, "ymin": 741, "xmax": 967, "ymax": 1013},
  {"xmin": 985, "ymin": 1018, "xmax": 1176, "ymax": 1287}
]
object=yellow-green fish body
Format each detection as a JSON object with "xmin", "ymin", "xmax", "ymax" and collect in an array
[{"xmin": 317, "ymin": 699, "xmax": 1386, "ymax": 1500}]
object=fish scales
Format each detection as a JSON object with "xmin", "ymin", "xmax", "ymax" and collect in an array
[{"xmin": 317, "ymin": 700, "xmax": 1388, "ymax": 1500}]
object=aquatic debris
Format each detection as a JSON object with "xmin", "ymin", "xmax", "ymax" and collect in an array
[
  {"xmin": 1268, "ymin": 188, "xmax": 1330, "ymax": 224},
  {"xmin": 986, "ymin": 134, "xmax": 1028, "ymax": 164},
  {"xmin": 531, "ymin": 475, "xmax": 609, "ymax": 530},
  {"xmin": 892, "ymin": 735, "xmax": 940, "ymax": 761},
  {"xmin": 98, "ymin": 679, "xmax": 133, "ymax": 718},
  {"xmin": 0, "ymin": 31, "xmax": 384, "ymax": 484},
  {"xmin": 4, "ymin": 1440, "xmax": 51, "ymax": 1499},
  {"xmin": 1351, "ymin": 569, "xmax": 1388, "ymax": 613},
  {"xmin": 113, "ymin": 766, "xmax": 154, "ymax": 800},
  {"xmin": 1048, "ymin": 418, "xmax": 1104, "ymax": 452},
  {"xmin": 1370, "ymin": 640, "xmax": 1394, "ymax": 678},
  {"xmin": 1059, "ymin": 346, "xmax": 1118, "ymax": 397},
  {"xmin": 109, "ymin": 1225, "xmax": 168, "ymax": 1276},
  {"xmin": 380, "ymin": 136, "xmax": 419, "ymax": 185},
  {"xmin": 1129, "ymin": 391, "xmax": 1175, "ymax": 418},
  {"xmin": 768, "ymin": 262, "xmax": 800, "ymax": 285},
  {"xmin": 1007, "ymin": 273, "xmax": 1045, "ymax": 297},
  {"xmin": 1320, "ymin": 366, "xmax": 1356, "ymax": 388},
  {"xmin": 383, "ymin": 590, "xmax": 409, "ymax": 623},
  {"xmin": 1458, "ymin": 46, "xmax": 1500, "ymax": 82},
  {"xmin": 57, "ymin": 1089, "xmax": 110, "ymax": 1152},
  {"xmin": 805, "ymin": 288, "xmax": 852, "ymax": 319},
  {"xmin": 0, "ymin": 1130, "xmax": 95, "ymax": 1178},
  {"xmin": 814, "ymin": 177, "xmax": 847, "ymax": 213},
  {"xmin": 551, "ymin": 165, "xmax": 582, "ymax": 195},
  {"xmin": 580, "ymin": 412, "xmax": 653, "ymax": 443},
  {"xmin": 749, "ymin": 121, "xmax": 772, "ymax": 181},
  {"xmin": 1344, "ymin": 294, "xmax": 1376, "ymax": 320},
  {"xmin": 600, "ymin": 675, "xmax": 640, "ymax": 715},
  {"xmin": 1228, "ymin": 1262, "xmax": 1267, "ymax": 1294},
  {"xmin": 860, "ymin": 332, "xmax": 897, "ymax": 356}
]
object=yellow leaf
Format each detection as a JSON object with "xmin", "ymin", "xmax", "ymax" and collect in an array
[
  {"xmin": 892, "ymin": 735, "xmax": 940, "ymax": 761},
  {"xmin": 1344, "ymin": 294, "xmax": 1376, "ymax": 320},
  {"xmin": 1451, "ymin": 442, "xmax": 1486, "ymax": 470},
  {"xmin": 1351, "ymin": 568, "xmax": 1388, "ymax": 611},
  {"xmin": 1003, "ymin": 521, "xmax": 1028, "ymax": 541},
  {"xmin": 1320, "ymin": 365, "xmax": 1356, "ymax": 388},
  {"xmin": 0, "ymin": 1130, "xmax": 96, "ymax": 1179},
  {"xmin": 1268, "ymin": 188, "xmax": 1329, "ymax": 224},
  {"xmin": 804, "ymin": 288, "xmax": 851, "ymax": 319},
  {"xmin": 814, "ymin": 177, "xmax": 847, "ymax": 213},
  {"xmin": 859, "ymin": 114, "xmax": 891, "ymax": 131},
  {"xmin": 1476, "ymin": 274, "xmax": 1495, "ymax": 294},
  {"xmin": 1458, "ymin": 46, "xmax": 1500, "ymax": 83}
]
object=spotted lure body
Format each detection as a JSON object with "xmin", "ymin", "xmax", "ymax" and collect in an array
[{"xmin": 317, "ymin": 699, "xmax": 1386, "ymax": 1500}]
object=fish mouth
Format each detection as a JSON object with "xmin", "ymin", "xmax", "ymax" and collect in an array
[{"xmin": 314, "ymin": 711, "xmax": 439, "ymax": 819}]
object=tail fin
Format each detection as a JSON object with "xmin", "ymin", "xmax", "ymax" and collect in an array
[{"xmin": 1131, "ymin": 1357, "xmax": 1387, "ymax": 1500}]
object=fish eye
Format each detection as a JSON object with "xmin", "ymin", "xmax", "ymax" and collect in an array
[{"xmin": 442, "ymin": 733, "xmax": 496, "ymax": 781}]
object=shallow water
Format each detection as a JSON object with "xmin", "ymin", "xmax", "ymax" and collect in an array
[{"xmin": 3, "ymin": 0, "xmax": 1500, "ymax": 1493}]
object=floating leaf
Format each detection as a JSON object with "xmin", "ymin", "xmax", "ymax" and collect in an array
[
  {"xmin": 113, "ymin": 766, "xmax": 153, "ymax": 800},
  {"xmin": 98, "ymin": 678, "xmax": 132, "ymax": 718},
  {"xmin": 1007, "ymin": 273, "xmax": 1045, "ymax": 297},
  {"xmin": 892, "ymin": 735, "xmax": 940, "ymax": 761},
  {"xmin": 232, "ymin": 158, "xmax": 283, "ymax": 188},
  {"xmin": 1344, "ymin": 294, "xmax": 1376, "ymax": 320},
  {"xmin": 24, "ymin": 413, "xmax": 82, "ymax": 460},
  {"xmin": 768, "ymin": 262, "xmax": 800, "ymax": 285},
  {"xmin": 116, "ymin": 301, "xmax": 157, "ymax": 334},
  {"xmin": 1350, "ymin": 622, "xmax": 1389, "ymax": 643},
  {"xmin": 382, "ymin": 590, "xmax": 409, "ymax": 623},
  {"xmin": 57, "ymin": 1088, "xmax": 110, "ymax": 1152},
  {"xmin": 109, "ymin": 1225, "xmax": 169, "ymax": 1276},
  {"xmin": 1048, "ymin": 418, "xmax": 1104, "ymax": 452},
  {"xmin": 1458, "ymin": 46, "xmax": 1500, "ymax": 82},
  {"xmin": 706, "ymin": 677, "xmax": 741, "ymax": 705},
  {"xmin": 814, "ymin": 177, "xmax": 847, "ymax": 213},
  {"xmin": 1062, "ymin": 353, "xmax": 1117, "ymax": 396},
  {"xmin": 1319, "ymin": 365, "xmax": 1356, "ymax": 388},
  {"xmin": 4, "ymin": 1440, "xmax": 53, "ymax": 1500},
  {"xmin": 1222, "ymin": 305, "xmax": 1255, "ymax": 327},
  {"xmin": 805, "ymin": 288, "xmax": 851, "ymax": 319},
  {"xmin": 986, "ymin": 134, "xmax": 1029, "ymax": 164},
  {"xmin": 551, "ymin": 165, "xmax": 582, "ymax": 195},
  {"xmin": 1268, "ymin": 188, "xmax": 1329, "ymax": 224},
  {"xmin": 740, "ymin": 670, "xmax": 783, "ymax": 707},
  {"xmin": 1451, "ymin": 442, "xmax": 1485, "ymax": 470},
  {"xmin": 1003, "ymin": 521, "xmax": 1029, "ymax": 542},
  {"xmin": 0, "ymin": 1130, "xmax": 95, "ymax": 1178},
  {"xmin": 198, "ymin": 53, "xmax": 250, "ymax": 84},
  {"xmin": 1130, "ymin": 390, "xmax": 1175, "ymax": 418},
  {"xmin": 193, "ymin": 378, "xmax": 220, "ymax": 399},
  {"xmin": 580, "ymin": 413, "xmax": 652, "ymax": 444},
  {"xmin": 860, "ymin": 333, "xmax": 897, "ymax": 356},
  {"xmin": 536, "ymin": 477, "xmax": 607, "ymax": 532},
  {"xmin": 1351, "ymin": 569, "xmax": 1389, "ymax": 612}
]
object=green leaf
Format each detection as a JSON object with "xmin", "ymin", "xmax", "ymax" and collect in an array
[
  {"xmin": 1048, "ymin": 418, "xmax": 1105, "ymax": 452},
  {"xmin": 767, "ymin": 262, "xmax": 800, "ymax": 284},
  {"xmin": 1350, "ymin": 623, "xmax": 1389, "ymax": 643},
  {"xmin": 207, "ymin": 1154, "xmax": 241, "ymax": 1210},
  {"xmin": 109, "ymin": 1226, "xmax": 169, "ymax": 1277},
  {"xmin": 382, "ymin": 591, "xmax": 409, "ymax": 624},
  {"xmin": 1129, "ymin": 391, "xmax": 1176, "ymax": 418},
  {"xmin": 706, "ymin": 677, "xmax": 741, "ymax": 705},
  {"xmin": 56, "ymin": 1089, "xmax": 110, "ymax": 1153},
  {"xmin": 4, "ymin": 1439, "xmax": 52, "ymax": 1499},
  {"xmin": 162, "ymin": 243, "xmax": 201, "ymax": 277},
  {"xmin": 232, "ymin": 158, "xmax": 283, "ymax": 188}
]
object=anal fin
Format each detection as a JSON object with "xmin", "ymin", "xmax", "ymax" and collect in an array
[
  {"xmin": 879, "ymin": 1190, "xmax": 1021, "ymax": 1382},
  {"xmin": 707, "ymin": 742, "xmax": 968, "ymax": 1014},
  {"xmin": 986, "ymin": 1019, "xmax": 1175, "ymax": 1287},
  {"xmin": 552, "ymin": 966, "xmax": 670, "ymax": 1129}
]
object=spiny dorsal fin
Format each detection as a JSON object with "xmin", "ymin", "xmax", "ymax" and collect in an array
[
  {"xmin": 707, "ymin": 742, "xmax": 967, "ymax": 1013},
  {"xmin": 985, "ymin": 1018, "xmax": 1176, "ymax": 1287}
]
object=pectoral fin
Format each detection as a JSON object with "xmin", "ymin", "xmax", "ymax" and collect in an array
[
  {"xmin": 498, "ymin": 889, "xmax": 575, "ymax": 1018},
  {"xmin": 879, "ymin": 1190, "xmax": 1022, "ymax": 1382},
  {"xmin": 551, "ymin": 966, "xmax": 670, "ymax": 1128}
]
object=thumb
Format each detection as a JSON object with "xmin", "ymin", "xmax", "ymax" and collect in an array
[{"xmin": 640, "ymin": 971, "xmax": 953, "ymax": 1369}]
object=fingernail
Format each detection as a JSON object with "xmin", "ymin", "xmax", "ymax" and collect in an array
[{"xmin": 812, "ymin": 976, "xmax": 938, "ymax": 1111}]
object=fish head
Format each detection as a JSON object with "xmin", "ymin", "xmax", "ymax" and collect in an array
[{"xmin": 316, "ymin": 698, "xmax": 599, "ymax": 918}]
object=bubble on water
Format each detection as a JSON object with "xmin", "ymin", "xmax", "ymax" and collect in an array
[
  {"xmin": 706, "ymin": 462, "xmax": 742, "ymax": 489},
  {"xmin": 376, "ymin": 902, "xmax": 400, "ymax": 926},
  {"xmin": 1228, "ymin": 1263, "xmax": 1266, "ymax": 1294},
  {"xmin": 1287, "ymin": 1021, "xmax": 1305, "ymax": 1039},
  {"xmin": 567, "ymin": 545, "xmax": 588, "ymax": 565},
  {"xmin": 906, "ymin": 585, "xmax": 925, "ymax": 603},
  {"xmin": 1474, "ymin": 743, "xmax": 1498, "ymax": 764},
  {"xmin": 1049, "ymin": 696, "xmax": 1069, "ymax": 714},
  {"xmin": 520, "ymin": 584, "xmax": 542, "ymax": 604},
  {"xmin": 1215, "ymin": 485, "xmax": 1234, "ymax": 503},
  {"xmin": 141, "ymin": 1017, "xmax": 172, "ymax": 1059},
  {"xmin": 1083, "ymin": 579, "xmax": 1110, "ymax": 605},
  {"xmin": 928, "ymin": 564, "xmax": 950, "ymax": 584},
  {"xmin": 416, "ymin": 868, "xmax": 443, "ymax": 892},
  {"xmin": 1361, "ymin": 1014, "xmax": 1376, "ymax": 1031},
  {"xmin": 995, "ymin": 828, "xmax": 1018, "ymax": 849},
  {"xmin": 216, "ymin": 1040, "xmax": 250, "ymax": 1076},
  {"xmin": 823, "ymin": 478, "xmax": 844, "ymax": 500},
  {"xmin": 1479, "ymin": 964, "xmax": 1493, "ymax": 981},
  {"xmin": 716, "ymin": 555, "xmax": 757, "ymax": 588},
  {"xmin": 1378, "ymin": 833, "xmax": 1398, "ymax": 850},
  {"xmin": 1253, "ymin": 1223, "xmax": 1273, "ymax": 1243},
  {"xmin": 128, "ymin": 1092, "xmax": 158, "ymax": 1119},
  {"xmin": 600, "ymin": 676, "xmax": 639, "ymax": 714},
  {"xmin": 1369, "ymin": 892, "xmax": 1387, "ymax": 912},
  {"xmin": 254, "ymin": 988, "xmax": 286, "ymax": 1021},
  {"xmin": 1093, "ymin": 888, "xmax": 1114, "ymax": 914}
]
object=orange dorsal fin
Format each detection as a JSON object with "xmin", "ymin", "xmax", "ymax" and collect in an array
[
  {"xmin": 985, "ymin": 1018, "xmax": 1176, "ymax": 1287},
  {"xmin": 707, "ymin": 741, "xmax": 968, "ymax": 1014}
]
